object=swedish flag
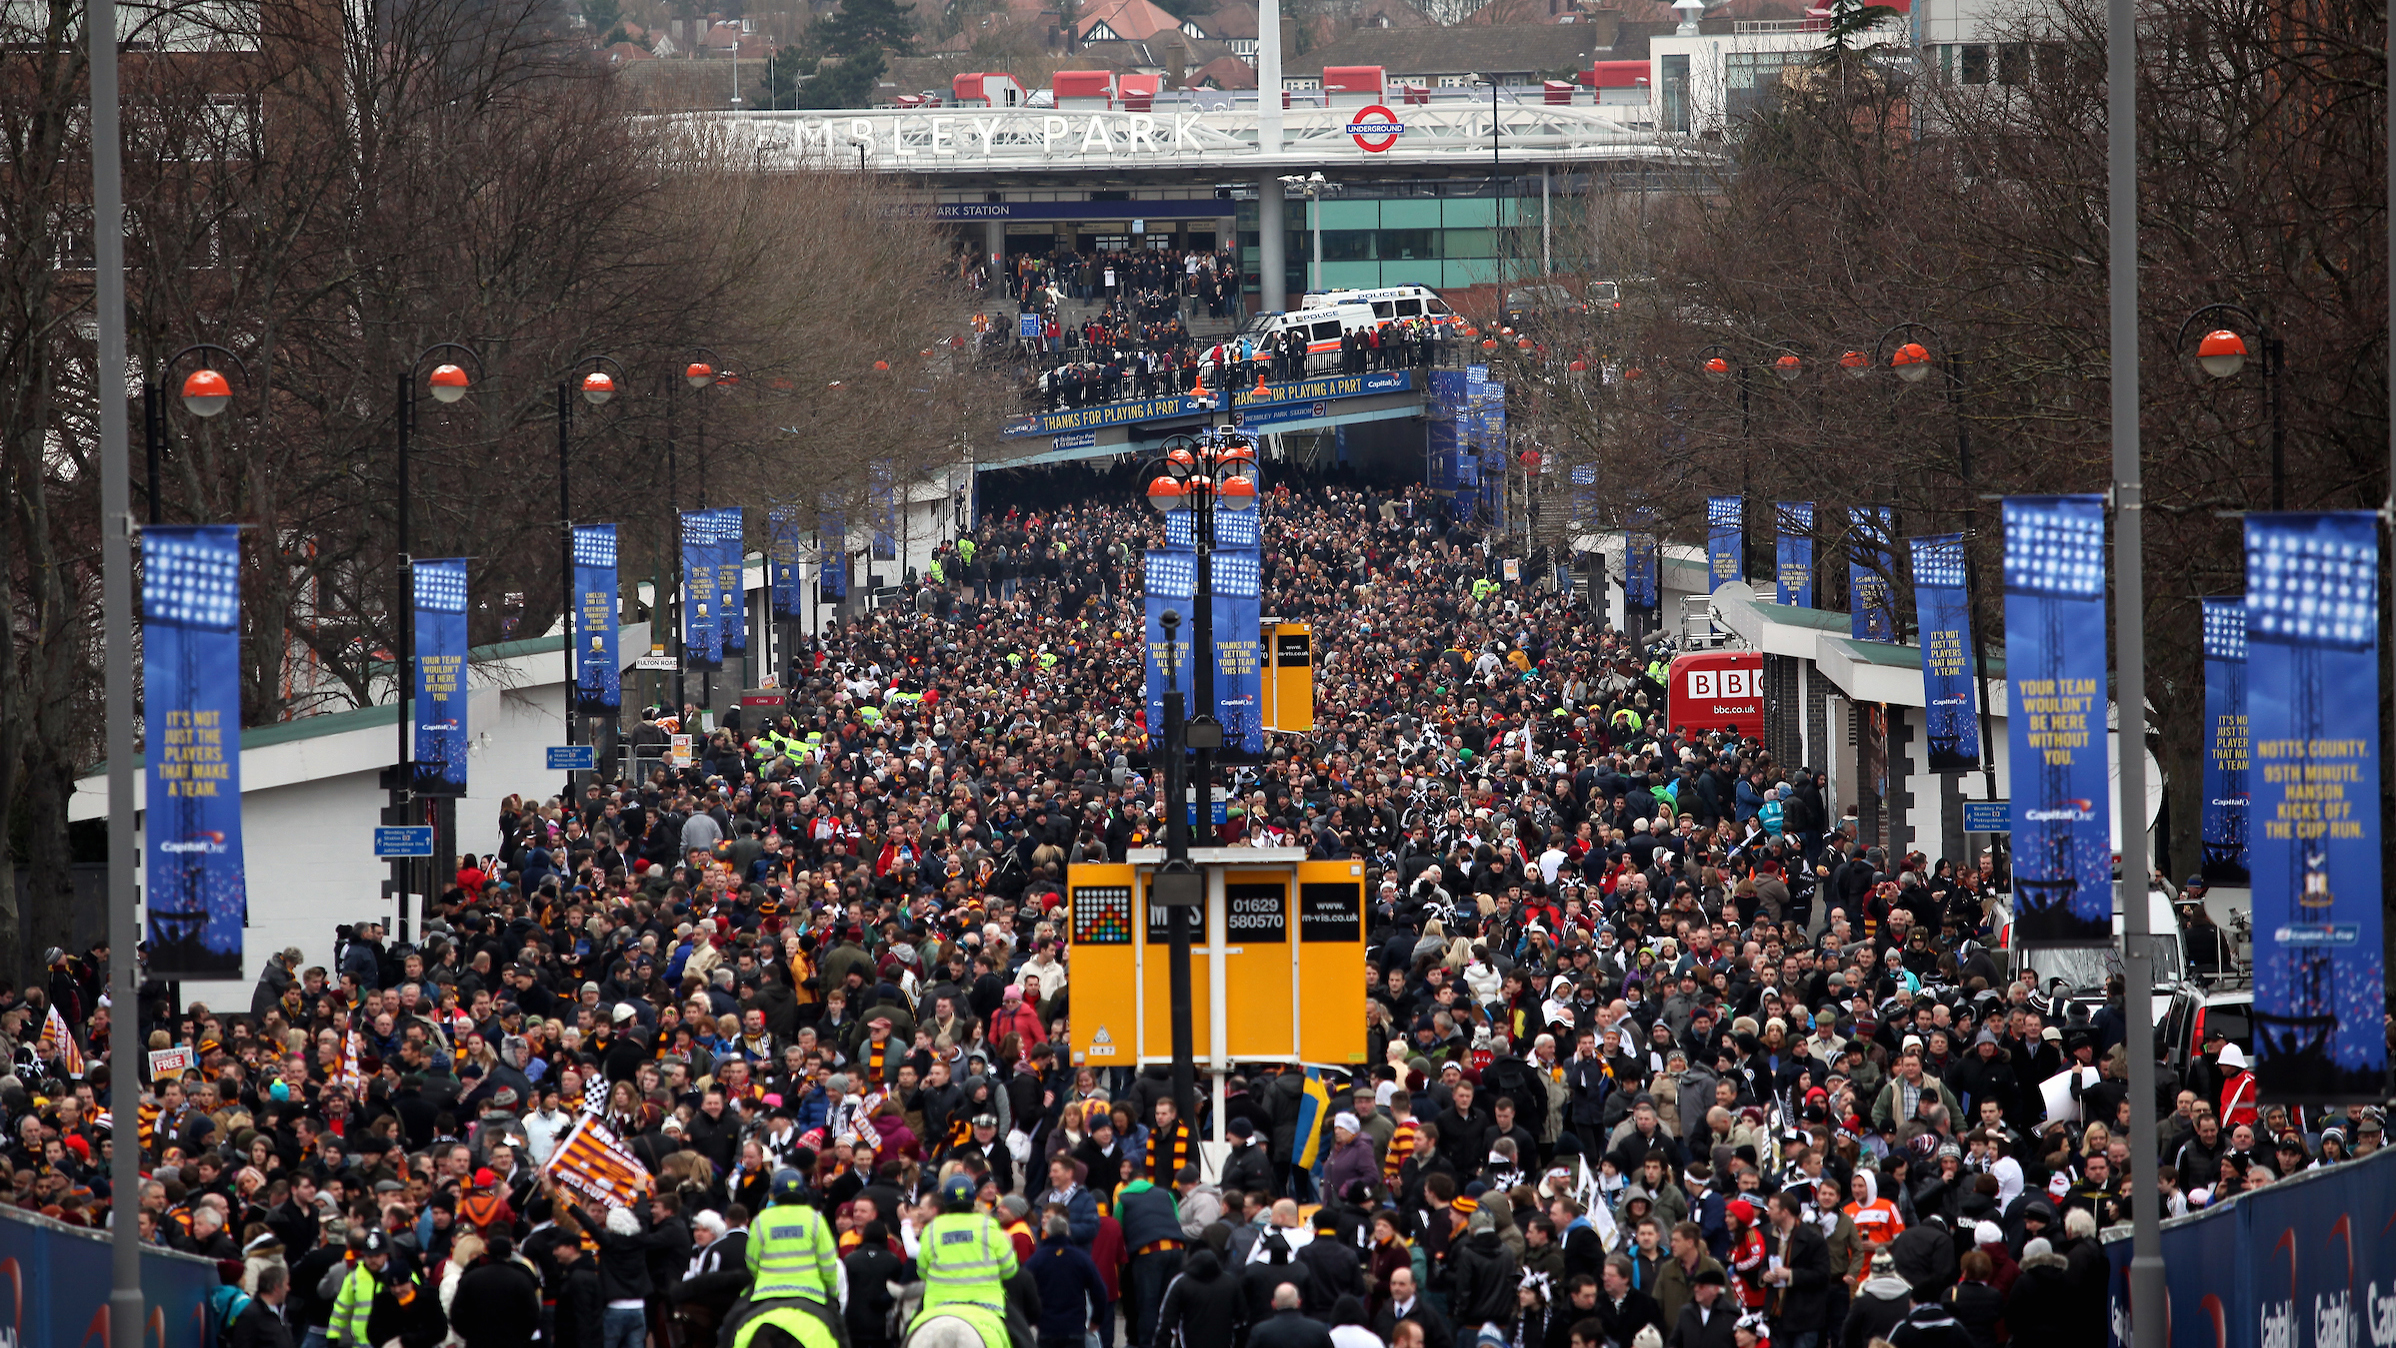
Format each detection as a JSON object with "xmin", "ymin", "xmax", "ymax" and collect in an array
[{"xmin": 1291, "ymin": 1067, "xmax": 1334, "ymax": 1171}]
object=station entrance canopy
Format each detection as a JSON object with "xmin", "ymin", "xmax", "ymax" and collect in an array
[{"xmin": 664, "ymin": 98, "xmax": 1678, "ymax": 179}]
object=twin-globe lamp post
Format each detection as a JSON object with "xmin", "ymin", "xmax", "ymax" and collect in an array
[{"xmin": 1142, "ymin": 432, "xmax": 1258, "ymax": 1127}]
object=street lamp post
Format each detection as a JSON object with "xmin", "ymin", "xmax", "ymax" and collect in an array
[
  {"xmin": 144, "ymin": 345, "xmax": 251, "ymax": 527},
  {"xmin": 393, "ymin": 344, "xmax": 481, "ymax": 942},
  {"xmin": 668, "ymin": 351, "xmax": 722, "ymax": 722},
  {"xmin": 1869, "ymin": 322, "xmax": 2006, "ymax": 874},
  {"xmin": 2175, "ymin": 304, "xmax": 2285, "ymax": 511},
  {"xmin": 563, "ymin": 357, "xmax": 628, "ymax": 795},
  {"xmin": 1473, "ymin": 75, "xmax": 1504, "ymax": 289},
  {"xmin": 1279, "ymin": 172, "xmax": 1327, "ymax": 296},
  {"xmin": 1147, "ymin": 431, "xmax": 1259, "ymax": 1129}
]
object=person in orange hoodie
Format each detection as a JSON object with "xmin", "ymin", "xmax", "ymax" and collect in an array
[{"xmin": 1841, "ymin": 1168, "xmax": 1903, "ymax": 1248}]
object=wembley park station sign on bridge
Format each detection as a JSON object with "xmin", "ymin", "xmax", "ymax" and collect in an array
[{"xmin": 665, "ymin": 99, "xmax": 1674, "ymax": 175}]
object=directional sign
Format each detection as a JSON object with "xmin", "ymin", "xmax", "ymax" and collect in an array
[
  {"xmin": 1018, "ymin": 313, "xmax": 1042, "ymax": 339},
  {"xmin": 1962, "ymin": 800, "xmax": 2012, "ymax": 834},
  {"xmin": 546, "ymin": 745, "xmax": 596, "ymax": 772},
  {"xmin": 633, "ymin": 654, "xmax": 676, "ymax": 671},
  {"xmin": 374, "ymin": 826, "xmax": 435, "ymax": 858}
]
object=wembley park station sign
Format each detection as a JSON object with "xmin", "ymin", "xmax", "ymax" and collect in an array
[{"xmin": 682, "ymin": 103, "xmax": 1658, "ymax": 172}]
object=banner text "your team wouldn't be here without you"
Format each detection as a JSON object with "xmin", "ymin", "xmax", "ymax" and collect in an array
[{"xmin": 2016, "ymin": 677, "xmax": 2095, "ymax": 765}]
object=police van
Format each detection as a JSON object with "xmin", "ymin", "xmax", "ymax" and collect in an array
[
  {"xmin": 1297, "ymin": 284, "xmax": 1458, "ymax": 326},
  {"xmin": 1201, "ymin": 301, "xmax": 1380, "ymax": 376}
]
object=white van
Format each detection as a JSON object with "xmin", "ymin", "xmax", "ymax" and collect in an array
[
  {"xmin": 1299, "ymin": 284, "xmax": 1457, "ymax": 326},
  {"xmin": 1203, "ymin": 302, "xmax": 1379, "ymax": 375}
]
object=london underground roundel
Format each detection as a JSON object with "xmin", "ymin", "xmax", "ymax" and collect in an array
[{"xmin": 1346, "ymin": 105, "xmax": 1405, "ymax": 152}]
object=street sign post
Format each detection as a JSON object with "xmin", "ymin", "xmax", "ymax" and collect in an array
[
  {"xmin": 1962, "ymin": 800, "xmax": 2012, "ymax": 833},
  {"xmin": 374, "ymin": 825, "xmax": 435, "ymax": 858},
  {"xmin": 546, "ymin": 745, "xmax": 596, "ymax": 772}
]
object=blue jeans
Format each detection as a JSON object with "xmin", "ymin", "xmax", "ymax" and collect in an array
[
  {"xmin": 299, "ymin": 1331, "xmax": 330, "ymax": 1348},
  {"xmin": 1775, "ymin": 1331, "xmax": 1820, "ymax": 1348},
  {"xmin": 603, "ymin": 1305, "xmax": 646, "ymax": 1348}
]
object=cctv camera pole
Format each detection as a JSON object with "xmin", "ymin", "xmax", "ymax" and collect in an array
[
  {"xmin": 2106, "ymin": 0, "xmax": 2163, "ymax": 1336},
  {"xmin": 1158, "ymin": 611, "xmax": 1198, "ymax": 1126}
]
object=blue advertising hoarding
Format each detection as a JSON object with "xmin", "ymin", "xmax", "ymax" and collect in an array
[
  {"xmin": 1706, "ymin": 495, "xmax": 1741, "ymax": 593},
  {"xmin": 2244, "ymin": 512, "xmax": 2384, "ymax": 1102},
  {"xmin": 1144, "ymin": 547, "xmax": 1195, "ymax": 740},
  {"xmin": 2200, "ymin": 595, "xmax": 2249, "ymax": 886},
  {"xmin": 571, "ymin": 524, "xmax": 620, "ymax": 715},
  {"xmin": 682, "ymin": 510, "xmax": 722, "ymax": 669},
  {"xmin": 1908, "ymin": 533, "xmax": 1981, "ymax": 773},
  {"xmin": 1775, "ymin": 501, "xmax": 1814, "ymax": 608},
  {"xmin": 1426, "ymin": 371, "xmax": 1465, "ymax": 495},
  {"xmin": 1210, "ymin": 546, "xmax": 1265, "ymax": 755},
  {"xmin": 870, "ymin": 462, "xmax": 897, "ymax": 561},
  {"xmin": 1164, "ymin": 509, "xmax": 1258, "ymax": 550},
  {"xmin": 411, "ymin": 557, "xmax": 470, "ymax": 799},
  {"xmin": 769, "ymin": 506, "xmax": 802, "ymax": 620},
  {"xmin": 142, "ymin": 525, "xmax": 248, "ymax": 979},
  {"xmin": 2105, "ymin": 1147, "xmax": 2396, "ymax": 1348},
  {"xmin": 714, "ymin": 506, "xmax": 746, "ymax": 657},
  {"xmin": 1848, "ymin": 505, "xmax": 1896, "ymax": 641},
  {"xmin": 2003, "ymin": 495, "xmax": 2112, "ymax": 947},
  {"xmin": 819, "ymin": 504, "xmax": 847, "ymax": 599},
  {"xmin": 1625, "ymin": 506, "xmax": 1659, "ymax": 611}
]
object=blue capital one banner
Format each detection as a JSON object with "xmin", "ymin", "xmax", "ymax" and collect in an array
[
  {"xmin": 572, "ymin": 525, "xmax": 620, "ymax": 715},
  {"xmin": 412, "ymin": 558, "xmax": 470, "ymax": 798},
  {"xmin": 1569, "ymin": 464, "xmax": 1598, "ymax": 532},
  {"xmin": 2002, "ymin": 496, "xmax": 2112, "ymax": 947},
  {"xmin": 714, "ymin": 507, "xmax": 746, "ymax": 658},
  {"xmin": 1706, "ymin": 495, "xmax": 1741, "ymax": 593},
  {"xmin": 1776, "ymin": 501, "xmax": 1814, "ymax": 608},
  {"xmin": 769, "ymin": 506, "xmax": 802, "ymax": 620},
  {"xmin": 870, "ymin": 462, "xmax": 898, "ymax": 562},
  {"xmin": 2244, "ymin": 512, "xmax": 2384, "ymax": 1102},
  {"xmin": 2200, "ymin": 596, "xmax": 2250, "ymax": 886},
  {"xmin": 1624, "ymin": 507, "xmax": 1659, "ymax": 611},
  {"xmin": 681, "ymin": 510, "xmax": 721, "ymax": 671},
  {"xmin": 1848, "ymin": 505, "xmax": 1896, "ymax": 641},
  {"xmin": 1143, "ymin": 547, "xmax": 1196, "ymax": 739},
  {"xmin": 142, "ymin": 525, "xmax": 248, "ymax": 979},
  {"xmin": 1210, "ymin": 547, "xmax": 1265, "ymax": 755},
  {"xmin": 2104, "ymin": 1146, "xmax": 2396, "ymax": 1348},
  {"xmin": 1908, "ymin": 534, "xmax": 1981, "ymax": 774},
  {"xmin": 819, "ymin": 506, "xmax": 847, "ymax": 600}
]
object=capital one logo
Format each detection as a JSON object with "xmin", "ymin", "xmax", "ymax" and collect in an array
[{"xmin": 1688, "ymin": 668, "xmax": 1756, "ymax": 700}]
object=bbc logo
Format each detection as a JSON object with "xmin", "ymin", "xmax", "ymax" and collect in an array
[{"xmin": 1688, "ymin": 668, "xmax": 1756, "ymax": 699}]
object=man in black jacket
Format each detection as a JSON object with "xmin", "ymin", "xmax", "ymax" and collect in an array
[
  {"xmin": 1667, "ymin": 1269, "xmax": 1736, "ymax": 1348},
  {"xmin": 1432, "ymin": 1080, "xmax": 1492, "ymax": 1178},
  {"xmin": 1370, "ymin": 1267, "xmax": 1452, "ymax": 1348},
  {"xmin": 1593, "ymin": 1258, "xmax": 1665, "ymax": 1348},
  {"xmin": 228, "ymin": 1265, "xmax": 297, "ymax": 1348},
  {"xmin": 1449, "ymin": 1222, "xmax": 1522, "ymax": 1348},
  {"xmin": 1293, "ymin": 1210, "xmax": 1365, "ymax": 1321},
  {"xmin": 1760, "ymin": 1192, "xmax": 1832, "ymax": 1348},
  {"xmin": 449, "ymin": 1239, "xmax": 542, "ymax": 1348},
  {"xmin": 1251, "ymin": 1283, "xmax": 1336, "ymax": 1348}
]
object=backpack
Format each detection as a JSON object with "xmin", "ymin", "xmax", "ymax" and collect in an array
[{"xmin": 207, "ymin": 1285, "xmax": 252, "ymax": 1348}]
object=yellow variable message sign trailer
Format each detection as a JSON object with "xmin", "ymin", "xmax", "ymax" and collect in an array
[
  {"xmin": 1065, "ymin": 865, "xmax": 1141, "ymax": 1068},
  {"xmin": 1294, "ymin": 859, "xmax": 1367, "ymax": 1065},
  {"xmin": 1261, "ymin": 623, "xmax": 1315, "ymax": 733},
  {"xmin": 1065, "ymin": 852, "xmax": 1368, "ymax": 1070}
]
